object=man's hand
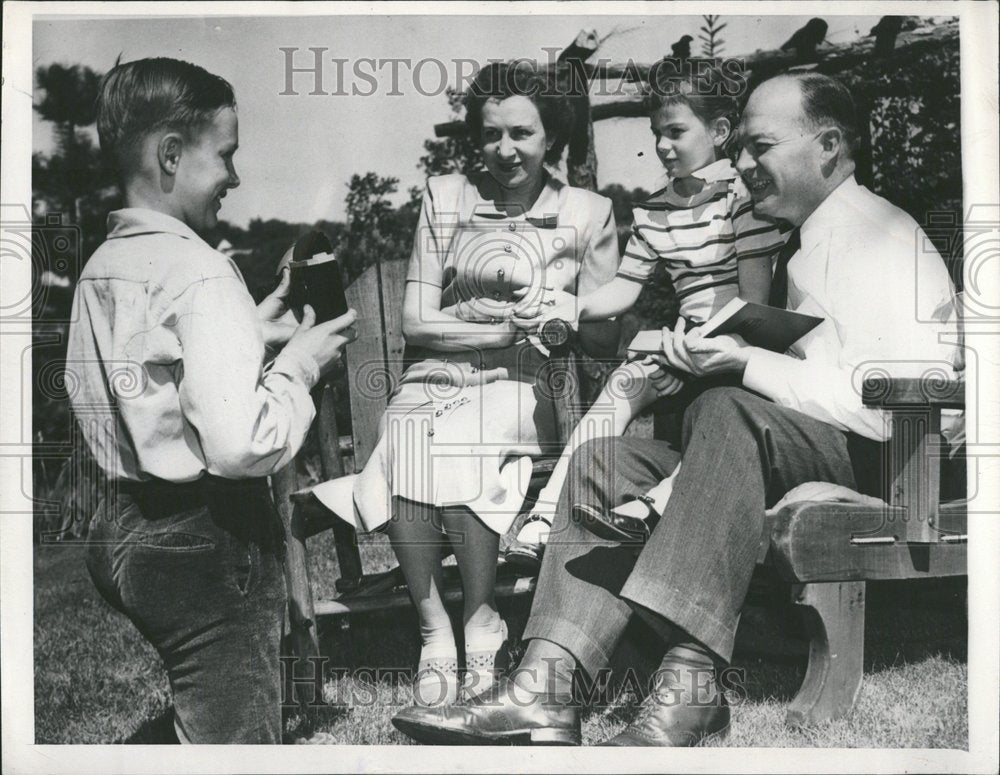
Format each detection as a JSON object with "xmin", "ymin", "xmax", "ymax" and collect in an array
[
  {"xmin": 283, "ymin": 306, "xmax": 359, "ymax": 378},
  {"xmin": 257, "ymin": 267, "xmax": 299, "ymax": 349},
  {"xmin": 661, "ymin": 318, "xmax": 752, "ymax": 377}
]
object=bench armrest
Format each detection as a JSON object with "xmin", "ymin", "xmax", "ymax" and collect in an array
[
  {"xmin": 862, "ymin": 376, "xmax": 964, "ymax": 409},
  {"xmin": 768, "ymin": 500, "xmax": 967, "ymax": 583}
]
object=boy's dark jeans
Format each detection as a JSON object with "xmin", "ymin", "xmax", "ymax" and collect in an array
[{"xmin": 86, "ymin": 475, "xmax": 287, "ymax": 744}]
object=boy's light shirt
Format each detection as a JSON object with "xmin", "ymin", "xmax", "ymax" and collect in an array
[
  {"xmin": 66, "ymin": 208, "xmax": 320, "ymax": 481},
  {"xmin": 741, "ymin": 176, "xmax": 960, "ymax": 441}
]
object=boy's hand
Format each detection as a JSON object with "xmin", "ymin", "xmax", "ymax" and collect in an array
[
  {"xmin": 258, "ymin": 267, "xmax": 299, "ymax": 348},
  {"xmin": 641, "ymin": 354, "xmax": 685, "ymax": 397},
  {"xmin": 284, "ymin": 306, "xmax": 358, "ymax": 377}
]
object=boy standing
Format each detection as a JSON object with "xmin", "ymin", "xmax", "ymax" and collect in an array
[{"xmin": 66, "ymin": 58, "xmax": 356, "ymax": 743}]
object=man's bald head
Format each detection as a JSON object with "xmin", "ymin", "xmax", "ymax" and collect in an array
[
  {"xmin": 735, "ymin": 73, "xmax": 858, "ymax": 226},
  {"xmin": 761, "ymin": 73, "xmax": 860, "ymax": 158}
]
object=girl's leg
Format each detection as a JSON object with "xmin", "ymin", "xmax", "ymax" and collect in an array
[
  {"xmin": 439, "ymin": 506, "xmax": 505, "ymax": 698},
  {"xmin": 386, "ymin": 497, "xmax": 458, "ymax": 705},
  {"xmin": 518, "ymin": 360, "xmax": 662, "ymax": 544}
]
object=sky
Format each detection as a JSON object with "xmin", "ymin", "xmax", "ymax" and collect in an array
[{"xmin": 32, "ymin": 11, "xmax": 885, "ymax": 226}]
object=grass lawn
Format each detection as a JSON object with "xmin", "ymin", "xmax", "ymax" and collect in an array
[{"xmin": 35, "ymin": 532, "xmax": 968, "ymax": 748}]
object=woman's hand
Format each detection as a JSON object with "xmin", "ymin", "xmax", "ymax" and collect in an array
[
  {"xmin": 444, "ymin": 298, "xmax": 515, "ymax": 324},
  {"xmin": 511, "ymin": 286, "xmax": 579, "ymax": 332},
  {"xmin": 484, "ymin": 319, "xmax": 520, "ymax": 349},
  {"xmin": 257, "ymin": 267, "xmax": 300, "ymax": 349},
  {"xmin": 402, "ymin": 280, "xmax": 526, "ymax": 352}
]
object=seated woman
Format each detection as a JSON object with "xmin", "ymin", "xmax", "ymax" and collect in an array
[{"xmin": 344, "ymin": 62, "xmax": 621, "ymax": 706}]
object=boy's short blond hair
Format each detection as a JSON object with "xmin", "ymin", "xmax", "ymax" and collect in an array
[{"xmin": 96, "ymin": 57, "xmax": 235, "ymax": 174}]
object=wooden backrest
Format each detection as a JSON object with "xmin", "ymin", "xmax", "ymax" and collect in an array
[{"xmin": 344, "ymin": 259, "xmax": 408, "ymax": 470}]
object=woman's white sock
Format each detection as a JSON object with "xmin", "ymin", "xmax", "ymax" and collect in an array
[
  {"xmin": 463, "ymin": 612, "xmax": 504, "ymax": 656},
  {"xmin": 419, "ymin": 619, "xmax": 457, "ymax": 662}
]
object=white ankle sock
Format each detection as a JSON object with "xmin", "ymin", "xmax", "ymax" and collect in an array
[
  {"xmin": 419, "ymin": 620, "xmax": 457, "ymax": 664},
  {"xmin": 464, "ymin": 613, "xmax": 505, "ymax": 656},
  {"xmin": 517, "ymin": 518, "xmax": 550, "ymax": 545},
  {"xmin": 462, "ymin": 614, "xmax": 506, "ymax": 699},
  {"xmin": 611, "ymin": 466, "xmax": 680, "ymax": 520},
  {"xmin": 516, "ymin": 508, "xmax": 554, "ymax": 545},
  {"xmin": 415, "ymin": 624, "xmax": 458, "ymax": 707}
]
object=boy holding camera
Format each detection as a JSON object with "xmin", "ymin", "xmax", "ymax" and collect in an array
[{"xmin": 66, "ymin": 57, "xmax": 356, "ymax": 743}]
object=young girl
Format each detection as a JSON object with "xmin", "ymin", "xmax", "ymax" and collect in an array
[{"xmin": 507, "ymin": 68, "xmax": 788, "ymax": 562}]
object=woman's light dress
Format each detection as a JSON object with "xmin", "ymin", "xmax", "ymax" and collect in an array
[{"xmin": 352, "ymin": 170, "xmax": 619, "ymax": 533}]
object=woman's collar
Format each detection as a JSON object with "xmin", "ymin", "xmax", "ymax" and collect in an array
[{"xmin": 471, "ymin": 168, "xmax": 563, "ymax": 225}]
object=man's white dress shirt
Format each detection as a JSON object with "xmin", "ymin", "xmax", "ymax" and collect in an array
[{"xmin": 742, "ymin": 176, "xmax": 959, "ymax": 441}]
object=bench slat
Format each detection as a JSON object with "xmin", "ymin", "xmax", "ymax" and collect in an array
[
  {"xmin": 345, "ymin": 260, "xmax": 409, "ymax": 470},
  {"xmin": 314, "ymin": 574, "xmax": 537, "ymax": 617}
]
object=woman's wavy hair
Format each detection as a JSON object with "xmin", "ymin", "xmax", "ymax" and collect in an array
[{"xmin": 464, "ymin": 61, "xmax": 575, "ymax": 165}]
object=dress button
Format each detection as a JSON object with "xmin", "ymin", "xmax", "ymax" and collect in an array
[
  {"xmin": 497, "ymin": 268, "xmax": 505, "ymax": 280},
  {"xmin": 492, "ymin": 291, "xmax": 502, "ymax": 300},
  {"xmin": 508, "ymin": 222, "xmax": 516, "ymax": 232},
  {"xmin": 504, "ymin": 244, "xmax": 512, "ymax": 253}
]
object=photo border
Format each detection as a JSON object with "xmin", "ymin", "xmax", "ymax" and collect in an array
[{"xmin": 3, "ymin": 1, "xmax": 997, "ymax": 772}]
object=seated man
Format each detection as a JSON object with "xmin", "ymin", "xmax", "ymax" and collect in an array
[{"xmin": 391, "ymin": 72, "xmax": 959, "ymax": 746}]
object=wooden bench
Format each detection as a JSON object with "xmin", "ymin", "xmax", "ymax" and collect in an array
[
  {"xmin": 765, "ymin": 374, "xmax": 966, "ymax": 725},
  {"xmin": 273, "ymin": 259, "xmax": 967, "ymax": 728}
]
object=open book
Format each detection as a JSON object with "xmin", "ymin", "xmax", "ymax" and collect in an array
[{"xmin": 628, "ymin": 299, "xmax": 823, "ymax": 355}]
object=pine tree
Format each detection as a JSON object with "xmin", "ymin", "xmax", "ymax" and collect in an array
[
  {"xmin": 699, "ymin": 15, "xmax": 727, "ymax": 58},
  {"xmin": 34, "ymin": 62, "xmax": 119, "ymax": 253}
]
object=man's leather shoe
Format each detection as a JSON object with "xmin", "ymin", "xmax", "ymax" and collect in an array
[
  {"xmin": 392, "ymin": 674, "xmax": 580, "ymax": 745},
  {"xmin": 573, "ymin": 501, "xmax": 658, "ymax": 544},
  {"xmin": 598, "ymin": 672, "xmax": 729, "ymax": 746}
]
